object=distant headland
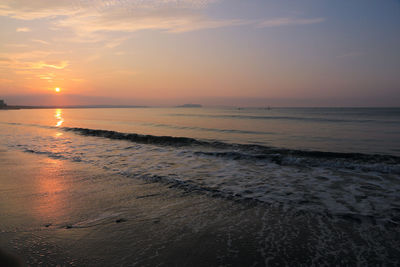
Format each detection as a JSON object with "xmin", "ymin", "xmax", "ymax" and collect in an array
[
  {"xmin": 176, "ymin": 104, "xmax": 202, "ymax": 108},
  {"xmin": 0, "ymin": 99, "xmax": 19, "ymax": 110}
]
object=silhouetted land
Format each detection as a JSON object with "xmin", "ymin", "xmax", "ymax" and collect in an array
[{"xmin": 176, "ymin": 104, "xmax": 202, "ymax": 108}]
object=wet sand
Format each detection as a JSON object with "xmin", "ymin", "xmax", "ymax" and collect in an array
[{"xmin": 0, "ymin": 148, "xmax": 399, "ymax": 266}]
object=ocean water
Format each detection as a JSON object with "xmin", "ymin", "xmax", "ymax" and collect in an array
[{"xmin": 0, "ymin": 107, "xmax": 399, "ymax": 225}]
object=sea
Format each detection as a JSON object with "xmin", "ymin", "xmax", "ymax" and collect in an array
[
  {"xmin": 0, "ymin": 107, "xmax": 399, "ymax": 264},
  {"xmin": 0, "ymin": 107, "xmax": 399, "ymax": 222}
]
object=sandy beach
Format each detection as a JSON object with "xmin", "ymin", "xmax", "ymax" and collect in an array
[
  {"xmin": 0, "ymin": 147, "xmax": 399, "ymax": 266},
  {"xmin": 0, "ymin": 148, "xmax": 271, "ymax": 266}
]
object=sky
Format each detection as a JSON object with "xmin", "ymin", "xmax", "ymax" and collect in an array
[{"xmin": 0, "ymin": 0, "xmax": 399, "ymax": 107}]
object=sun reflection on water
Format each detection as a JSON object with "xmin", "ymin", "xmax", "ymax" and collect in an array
[
  {"xmin": 35, "ymin": 158, "xmax": 67, "ymax": 220},
  {"xmin": 55, "ymin": 109, "xmax": 64, "ymax": 127}
]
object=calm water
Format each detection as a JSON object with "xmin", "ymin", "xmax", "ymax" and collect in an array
[{"xmin": 0, "ymin": 107, "xmax": 399, "ymax": 223}]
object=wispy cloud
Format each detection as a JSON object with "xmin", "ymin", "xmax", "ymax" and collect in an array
[
  {"xmin": 1, "ymin": 50, "xmax": 61, "ymax": 60},
  {"xmin": 31, "ymin": 39, "xmax": 50, "ymax": 45},
  {"xmin": 0, "ymin": 0, "xmax": 218, "ymax": 20},
  {"xmin": 30, "ymin": 61, "xmax": 69, "ymax": 70},
  {"xmin": 0, "ymin": 0, "xmax": 241, "ymax": 35},
  {"xmin": 16, "ymin": 27, "xmax": 31, "ymax": 32},
  {"xmin": 0, "ymin": 51, "xmax": 69, "ymax": 74},
  {"xmin": 1, "ymin": 1, "xmax": 324, "ymax": 37},
  {"xmin": 58, "ymin": 13, "xmax": 247, "ymax": 34},
  {"xmin": 0, "ymin": 0, "xmax": 79, "ymax": 20},
  {"xmin": 1, "ymin": 60, "xmax": 69, "ymax": 71},
  {"xmin": 258, "ymin": 17, "xmax": 325, "ymax": 28},
  {"xmin": 37, "ymin": 72, "xmax": 55, "ymax": 81}
]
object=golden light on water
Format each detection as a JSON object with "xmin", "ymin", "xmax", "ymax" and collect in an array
[
  {"xmin": 55, "ymin": 109, "xmax": 64, "ymax": 127},
  {"xmin": 35, "ymin": 158, "xmax": 67, "ymax": 220}
]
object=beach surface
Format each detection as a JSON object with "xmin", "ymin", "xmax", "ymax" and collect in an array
[{"xmin": 1, "ymin": 147, "xmax": 399, "ymax": 266}]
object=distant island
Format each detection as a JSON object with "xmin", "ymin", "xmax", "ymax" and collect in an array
[{"xmin": 176, "ymin": 104, "xmax": 202, "ymax": 108}]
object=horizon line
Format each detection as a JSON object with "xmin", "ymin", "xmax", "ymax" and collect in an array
[{"xmin": 2, "ymin": 104, "xmax": 400, "ymax": 109}]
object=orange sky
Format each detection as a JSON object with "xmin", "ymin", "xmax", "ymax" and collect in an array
[{"xmin": 1, "ymin": 0, "xmax": 399, "ymax": 106}]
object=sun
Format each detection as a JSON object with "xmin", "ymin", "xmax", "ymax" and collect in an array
[{"xmin": 55, "ymin": 87, "xmax": 60, "ymax": 92}]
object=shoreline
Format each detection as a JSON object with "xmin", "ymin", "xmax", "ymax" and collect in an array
[{"xmin": 1, "ymin": 148, "xmax": 399, "ymax": 266}]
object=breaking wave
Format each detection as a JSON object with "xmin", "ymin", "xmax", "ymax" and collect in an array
[{"xmin": 63, "ymin": 127, "xmax": 400, "ymax": 174}]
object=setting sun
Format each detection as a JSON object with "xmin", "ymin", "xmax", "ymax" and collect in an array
[{"xmin": 55, "ymin": 88, "xmax": 60, "ymax": 93}]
